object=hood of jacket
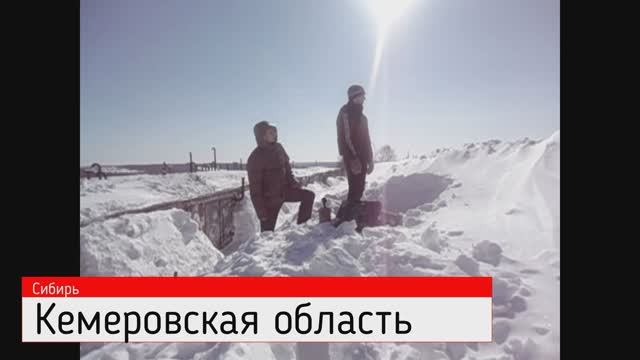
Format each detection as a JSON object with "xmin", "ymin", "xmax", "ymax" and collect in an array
[{"xmin": 253, "ymin": 121, "xmax": 278, "ymax": 148}]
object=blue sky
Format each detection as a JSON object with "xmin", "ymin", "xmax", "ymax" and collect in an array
[{"xmin": 81, "ymin": 0, "xmax": 558, "ymax": 166}]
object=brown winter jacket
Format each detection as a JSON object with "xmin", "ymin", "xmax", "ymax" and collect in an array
[{"xmin": 247, "ymin": 122, "xmax": 298, "ymax": 219}]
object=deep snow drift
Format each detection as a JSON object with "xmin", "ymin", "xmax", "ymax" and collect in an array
[
  {"xmin": 81, "ymin": 209, "xmax": 224, "ymax": 276},
  {"xmin": 80, "ymin": 131, "xmax": 559, "ymax": 360}
]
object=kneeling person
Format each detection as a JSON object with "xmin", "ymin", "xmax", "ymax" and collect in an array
[{"xmin": 247, "ymin": 121, "xmax": 315, "ymax": 232}]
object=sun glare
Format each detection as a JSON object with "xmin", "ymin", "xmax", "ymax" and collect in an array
[
  {"xmin": 366, "ymin": 0, "xmax": 415, "ymax": 95},
  {"xmin": 368, "ymin": 0, "xmax": 415, "ymax": 34}
]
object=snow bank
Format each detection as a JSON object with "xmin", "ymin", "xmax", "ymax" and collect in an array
[
  {"xmin": 81, "ymin": 132, "xmax": 559, "ymax": 359},
  {"xmin": 367, "ymin": 173, "xmax": 453, "ymax": 213},
  {"xmin": 80, "ymin": 209, "xmax": 223, "ymax": 276},
  {"xmin": 80, "ymin": 171, "xmax": 247, "ymax": 223},
  {"xmin": 80, "ymin": 168, "xmax": 333, "ymax": 224},
  {"xmin": 364, "ymin": 131, "xmax": 561, "ymax": 260},
  {"xmin": 102, "ymin": 167, "xmax": 143, "ymax": 174},
  {"xmin": 292, "ymin": 166, "xmax": 338, "ymax": 177}
]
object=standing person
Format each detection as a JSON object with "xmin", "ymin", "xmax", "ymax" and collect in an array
[
  {"xmin": 247, "ymin": 121, "xmax": 316, "ymax": 232},
  {"xmin": 336, "ymin": 84, "xmax": 374, "ymax": 210}
]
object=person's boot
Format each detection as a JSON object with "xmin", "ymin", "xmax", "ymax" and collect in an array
[{"xmin": 332, "ymin": 200, "xmax": 355, "ymax": 227}]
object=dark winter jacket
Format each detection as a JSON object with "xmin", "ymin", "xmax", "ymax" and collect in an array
[
  {"xmin": 247, "ymin": 122, "xmax": 298, "ymax": 219},
  {"xmin": 336, "ymin": 102, "xmax": 373, "ymax": 163}
]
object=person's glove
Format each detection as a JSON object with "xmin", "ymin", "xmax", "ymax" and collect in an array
[
  {"xmin": 367, "ymin": 160, "xmax": 375, "ymax": 174},
  {"xmin": 350, "ymin": 158, "xmax": 363, "ymax": 175}
]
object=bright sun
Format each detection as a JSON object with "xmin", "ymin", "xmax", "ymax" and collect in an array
[{"xmin": 368, "ymin": 0, "xmax": 415, "ymax": 34}]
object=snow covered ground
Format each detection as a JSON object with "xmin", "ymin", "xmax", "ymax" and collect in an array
[
  {"xmin": 80, "ymin": 131, "xmax": 559, "ymax": 360},
  {"xmin": 290, "ymin": 166, "xmax": 337, "ymax": 177},
  {"xmin": 102, "ymin": 167, "xmax": 144, "ymax": 174},
  {"xmin": 81, "ymin": 209, "xmax": 225, "ymax": 276},
  {"xmin": 80, "ymin": 168, "xmax": 332, "ymax": 224},
  {"xmin": 82, "ymin": 166, "xmax": 143, "ymax": 174}
]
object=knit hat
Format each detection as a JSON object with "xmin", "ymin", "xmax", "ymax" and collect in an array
[{"xmin": 347, "ymin": 84, "xmax": 366, "ymax": 100}]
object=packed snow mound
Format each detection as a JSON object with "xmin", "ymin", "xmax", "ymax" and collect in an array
[
  {"xmin": 363, "ymin": 131, "xmax": 560, "ymax": 260},
  {"xmin": 81, "ymin": 132, "xmax": 559, "ymax": 360},
  {"xmin": 369, "ymin": 173, "xmax": 453, "ymax": 213},
  {"xmin": 80, "ymin": 209, "xmax": 223, "ymax": 276},
  {"xmin": 472, "ymin": 240, "xmax": 504, "ymax": 267}
]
